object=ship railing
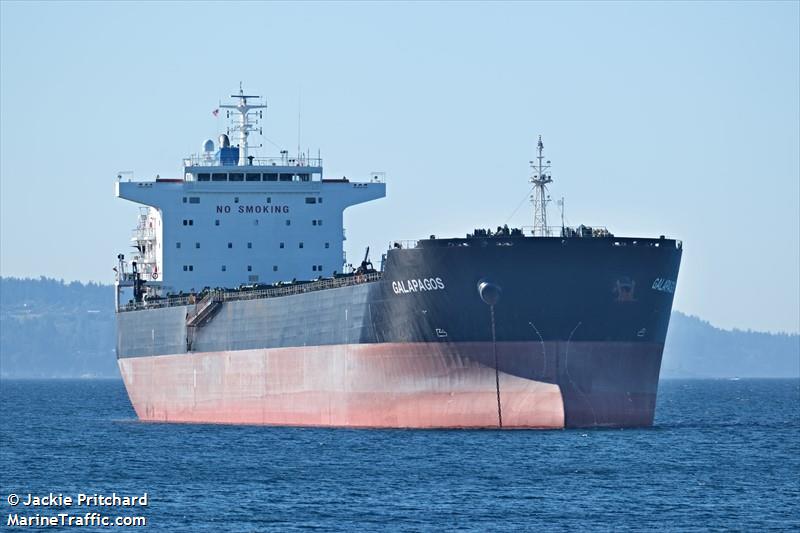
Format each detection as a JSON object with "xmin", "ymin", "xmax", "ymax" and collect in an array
[
  {"xmin": 119, "ymin": 295, "xmax": 194, "ymax": 312},
  {"xmin": 389, "ymin": 240, "xmax": 420, "ymax": 250},
  {"xmin": 215, "ymin": 272, "xmax": 383, "ymax": 304},
  {"xmin": 183, "ymin": 155, "xmax": 323, "ymax": 168},
  {"xmin": 388, "ymin": 227, "xmax": 614, "ymax": 248},
  {"xmin": 116, "ymin": 272, "xmax": 138, "ymax": 286},
  {"xmin": 513, "ymin": 225, "xmax": 612, "ymax": 237},
  {"xmin": 132, "ymin": 228, "xmax": 156, "ymax": 241},
  {"xmin": 118, "ymin": 271, "xmax": 383, "ymax": 312}
]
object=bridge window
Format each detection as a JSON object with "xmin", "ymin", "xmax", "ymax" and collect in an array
[
  {"xmin": 212, "ymin": 173, "xmax": 227, "ymax": 181},
  {"xmin": 279, "ymin": 173, "xmax": 293, "ymax": 182},
  {"xmin": 229, "ymin": 173, "xmax": 244, "ymax": 182},
  {"xmin": 246, "ymin": 173, "xmax": 261, "ymax": 181},
  {"xmin": 189, "ymin": 197, "xmax": 200, "ymax": 204},
  {"xmin": 305, "ymin": 197, "xmax": 317, "ymax": 204},
  {"xmin": 298, "ymin": 173, "xmax": 310, "ymax": 182},
  {"xmin": 265, "ymin": 173, "xmax": 278, "ymax": 181},
  {"xmin": 197, "ymin": 173, "xmax": 211, "ymax": 182}
]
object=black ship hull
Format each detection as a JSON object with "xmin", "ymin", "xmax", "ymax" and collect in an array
[{"xmin": 117, "ymin": 236, "xmax": 681, "ymax": 428}]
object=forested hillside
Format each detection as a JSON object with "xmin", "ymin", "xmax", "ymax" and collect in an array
[{"xmin": 1, "ymin": 277, "xmax": 116, "ymax": 377}]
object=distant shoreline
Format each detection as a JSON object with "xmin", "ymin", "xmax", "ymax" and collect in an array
[{"xmin": 2, "ymin": 277, "xmax": 798, "ymax": 380}]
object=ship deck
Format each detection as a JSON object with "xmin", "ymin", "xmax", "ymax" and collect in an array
[{"xmin": 119, "ymin": 271, "xmax": 383, "ymax": 313}]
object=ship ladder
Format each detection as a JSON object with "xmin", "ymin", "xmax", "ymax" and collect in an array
[{"xmin": 186, "ymin": 293, "xmax": 223, "ymax": 351}]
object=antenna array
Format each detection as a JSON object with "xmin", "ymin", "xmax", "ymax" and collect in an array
[
  {"xmin": 530, "ymin": 135, "xmax": 553, "ymax": 236},
  {"xmin": 219, "ymin": 82, "xmax": 267, "ymax": 166}
]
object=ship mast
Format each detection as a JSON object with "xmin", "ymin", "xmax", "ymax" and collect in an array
[
  {"xmin": 219, "ymin": 82, "xmax": 267, "ymax": 166},
  {"xmin": 530, "ymin": 135, "xmax": 553, "ymax": 236}
]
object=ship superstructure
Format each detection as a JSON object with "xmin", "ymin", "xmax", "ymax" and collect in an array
[
  {"xmin": 115, "ymin": 86, "xmax": 384, "ymax": 308},
  {"xmin": 114, "ymin": 88, "xmax": 681, "ymax": 429}
]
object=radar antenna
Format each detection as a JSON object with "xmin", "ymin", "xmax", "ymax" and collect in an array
[
  {"xmin": 530, "ymin": 135, "xmax": 553, "ymax": 236},
  {"xmin": 219, "ymin": 82, "xmax": 267, "ymax": 166}
]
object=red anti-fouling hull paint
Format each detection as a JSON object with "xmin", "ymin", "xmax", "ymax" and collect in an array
[{"xmin": 118, "ymin": 342, "xmax": 565, "ymax": 429}]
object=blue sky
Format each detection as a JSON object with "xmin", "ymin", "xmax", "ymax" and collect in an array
[{"xmin": 1, "ymin": 1, "xmax": 798, "ymax": 333}]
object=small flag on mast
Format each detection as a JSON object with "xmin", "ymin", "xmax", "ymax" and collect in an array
[{"xmin": 212, "ymin": 109, "xmax": 219, "ymax": 117}]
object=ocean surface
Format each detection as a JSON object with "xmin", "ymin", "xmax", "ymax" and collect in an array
[{"xmin": 1, "ymin": 379, "xmax": 798, "ymax": 531}]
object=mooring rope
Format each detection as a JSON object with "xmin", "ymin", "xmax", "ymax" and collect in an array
[{"xmin": 491, "ymin": 305, "xmax": 503, "ymax": 428}]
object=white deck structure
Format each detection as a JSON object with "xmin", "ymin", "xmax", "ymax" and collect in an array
[{"xmin": 115, "ymin": 87, "xmax": 385, "ymax": 299}]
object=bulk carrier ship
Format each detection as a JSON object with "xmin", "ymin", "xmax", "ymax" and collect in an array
[{"xmin": 114, "ymin": 87, "xmax": 681, "ymax": 428}]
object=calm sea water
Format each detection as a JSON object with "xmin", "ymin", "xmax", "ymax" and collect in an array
[{"xmin": 1, "ymin": 379, "xmax": 798, "ymax": 531}]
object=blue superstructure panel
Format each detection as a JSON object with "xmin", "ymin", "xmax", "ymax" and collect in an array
[{"xmin": 219, "ymin": 147, "xmax": 239, "ymax": 166}]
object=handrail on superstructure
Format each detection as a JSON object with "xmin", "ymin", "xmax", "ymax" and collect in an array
[{"xmin": 183, "ymin": 155, "xmax": 323, "ymax": 168}]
